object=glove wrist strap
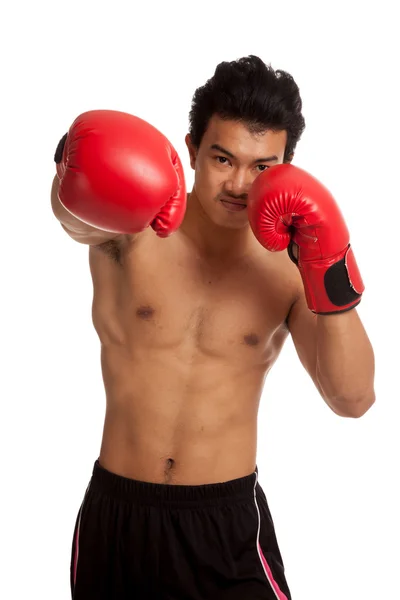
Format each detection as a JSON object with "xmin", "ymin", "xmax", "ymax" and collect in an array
[{"xmin": 295, "ymin": 244, "xmax": 365, "ymax": 314}]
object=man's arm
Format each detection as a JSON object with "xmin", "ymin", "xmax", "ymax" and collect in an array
[
  {"xmin": 287, "ymin": 292, "xmax": 376, "ymax": 418},
  {"xmin": 247, "ymin": 163, "xmax": 375, "ymax": 417},
  {"xmin": 51, "ymin": 175, "xmax": 126, "ymax": 246},
  {"xmin": 53, "ymin": 111, "xmax": 186, "ymax": 246}
]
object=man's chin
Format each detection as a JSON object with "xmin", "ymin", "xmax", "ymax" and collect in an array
[{"xmin": 211, "ymin": 215, "xmax": 249, "ymax": 230}]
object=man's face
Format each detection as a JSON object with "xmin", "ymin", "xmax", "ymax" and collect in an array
[{"xmin": 186, "ymin": 115, "xmax": 288, "ymax": 229}]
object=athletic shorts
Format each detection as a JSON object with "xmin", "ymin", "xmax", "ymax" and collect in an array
[{"xmin": 70, "ymin": 459, "xmax": 291, "ymax": 599}]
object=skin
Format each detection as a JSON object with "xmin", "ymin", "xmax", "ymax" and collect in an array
[
  {"xmin": 88, "ymin": 116, "xmax": 307, "ymax": 485},
  {"xmin": 53, "ymin": 115, "xmax": 374, "ymax": 485}
]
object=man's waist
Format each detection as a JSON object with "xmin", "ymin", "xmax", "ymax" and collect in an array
[{"xmin": 100, "ymin": 412, "xmax": 257, "ymax": 485}]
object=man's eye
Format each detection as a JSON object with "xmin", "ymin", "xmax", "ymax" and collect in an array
[
  {"xmin": 216, "ymin": 156, "xmax": 229, "ymax": 164},
  {"xmin": 256, "ymin": 165, "xmax": 269, "ymax": 172}
]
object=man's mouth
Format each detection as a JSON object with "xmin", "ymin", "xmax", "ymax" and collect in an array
[{"xmin": 220, "ymin": 198, "xmax": 247, "ymax": 212}]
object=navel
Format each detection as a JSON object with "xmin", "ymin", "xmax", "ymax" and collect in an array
[{"xmin": 165, "ymin": 458, "xmax": 175, "ymax": 470}]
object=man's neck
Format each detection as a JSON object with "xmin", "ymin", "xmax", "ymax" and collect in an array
[{"xmin": 179, "ymin": 190, "xmax": 253, "ymax": 260}]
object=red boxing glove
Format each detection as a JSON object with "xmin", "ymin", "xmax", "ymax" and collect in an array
[
  {"xmin": 247, "ymin": 164, "xmax": 364, "ymax": 314},
  {"xmin": 55, "ymin": 110, "xmax": 186, "ymax": 237}
]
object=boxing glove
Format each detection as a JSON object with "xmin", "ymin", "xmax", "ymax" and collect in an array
[
  {"xmin": 247, "ymin": 164, "xmax": 364, "ymax": 314},
  {"xmin": 54, "ymin": 110, "xmax": 186, "ymax": 237}
]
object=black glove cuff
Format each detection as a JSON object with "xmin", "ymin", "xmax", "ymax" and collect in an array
[{"xmin": 54, "ymin": 133, "xmax": 68, "ymax": 164}]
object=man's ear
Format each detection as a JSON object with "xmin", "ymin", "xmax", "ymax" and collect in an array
[
  {"xmin": 285, "ymin": 152, "xmax": 294, "ymax": 164},
  {"xmin": 185, "ymin": 134, "xmax": 197, "ymax": 170}
]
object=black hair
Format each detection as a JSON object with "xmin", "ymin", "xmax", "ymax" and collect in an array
[{"xmin": 188, "ymin": 55, "xmax": 305, "ymax": 163}]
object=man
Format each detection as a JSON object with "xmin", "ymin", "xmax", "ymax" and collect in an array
[{"xmin": 52, "ymin": 55, "xmax": 375, "ymax": 599}]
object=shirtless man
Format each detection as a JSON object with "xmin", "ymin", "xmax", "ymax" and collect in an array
[{"xmin": 52, "ymin": 56, "xmax": 375, "ymax": 599}]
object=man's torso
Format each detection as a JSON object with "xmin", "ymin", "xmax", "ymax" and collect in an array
[{"xmin": 88, "ymin": 227, "xmax": 300, "ymax": 484}]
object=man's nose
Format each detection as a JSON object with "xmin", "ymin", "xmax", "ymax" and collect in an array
[{"xmin": 224, "ymin": 168, "xmax": 253, "ymax": 197}]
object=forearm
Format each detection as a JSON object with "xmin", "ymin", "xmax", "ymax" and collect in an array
[
  {"xmin": 51, "ymin": 175, "xmax": 102, "ymax": 233},
  {"xmin": 51, "ymin": 175, "xmax": 120, "ymax": 244},
  {"xmin": 316, "ymin": 309, "xmax": 375, "ymax": 417}
]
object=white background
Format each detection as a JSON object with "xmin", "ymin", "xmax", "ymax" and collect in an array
[{"xmin": 2, "ymin": 1, "xmax": 398, "ymax": 598}]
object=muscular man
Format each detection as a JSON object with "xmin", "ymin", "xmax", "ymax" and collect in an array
[{"xmin": 52, "ymin": 56, "xmax": 375, "ymax": 599}]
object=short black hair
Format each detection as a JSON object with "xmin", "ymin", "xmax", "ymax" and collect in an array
[{"xmin": 188, "ymin": 55, "xmax": 305, "ymax": 163}]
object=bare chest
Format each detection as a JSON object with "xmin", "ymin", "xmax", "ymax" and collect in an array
[{"xmin": 89, "ymin": 233, "xmax": 298, "ymax": 360}]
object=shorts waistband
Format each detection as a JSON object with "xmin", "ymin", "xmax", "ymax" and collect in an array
[{"xmin": 89, "ymin": 460, "xmax": 259, "ymax": 508}]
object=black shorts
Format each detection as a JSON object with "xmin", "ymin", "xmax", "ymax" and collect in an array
[{"xmin": 71, "ymin": 460, "xmax": 291, "ymax": 599}]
